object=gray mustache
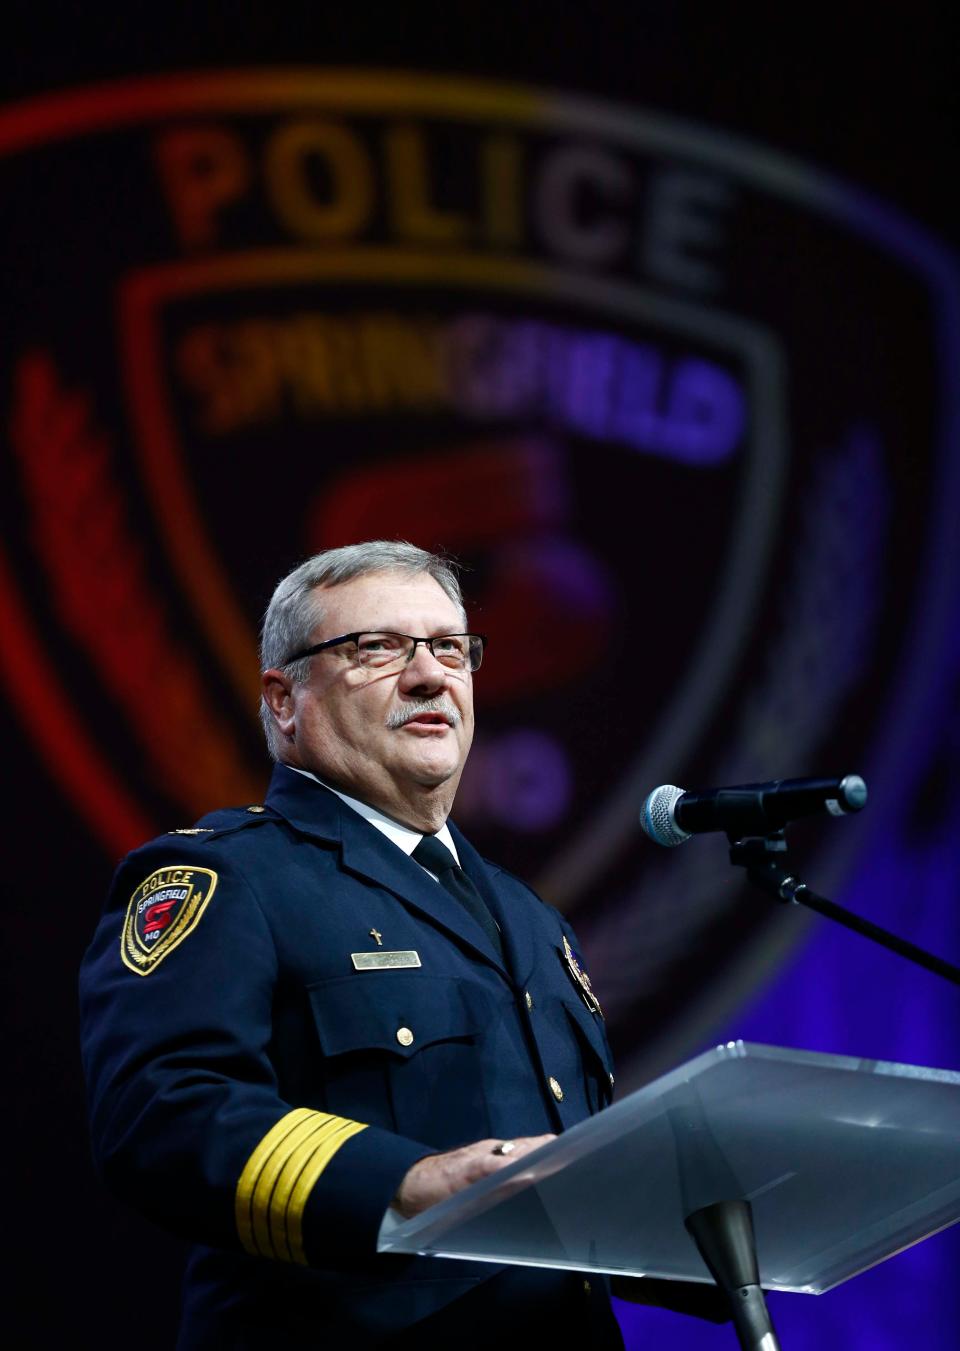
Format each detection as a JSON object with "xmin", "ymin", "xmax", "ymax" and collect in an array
[{"xmin": 385, "ymin": 698, "xmax": 461, "ymax": 729}]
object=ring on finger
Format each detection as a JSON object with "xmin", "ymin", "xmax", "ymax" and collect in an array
[{"xmin": 492, "ymin": 1140, "xmax": 516, "ymax": 1156}]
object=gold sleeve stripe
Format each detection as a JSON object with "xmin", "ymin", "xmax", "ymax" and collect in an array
[
  {"xmin": 287, "ymin": 1119, "xmax": 368, "ymax": 1265},
  {"xmin": 267, "ymin": 1115, "xmax": 357, "ymax": 1261},
  {"xmin": 235, "ymin": 1108, "xmax": 368, "ymax": 1262},
  {"xmin": 250, "ymin": 1113, "xmax": 335, "ymax": 1259},
  {"xmin": 236, "ymin": 1108, "xmax": 316, "ymax": 1257}
]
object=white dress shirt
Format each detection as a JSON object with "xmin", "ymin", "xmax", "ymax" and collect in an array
[{"xmin": 287, "ymin": 766, "xmax": 459, "ymax": 871}]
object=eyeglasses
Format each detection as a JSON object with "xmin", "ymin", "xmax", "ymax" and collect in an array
[{"xmin": 282, "ymin": 631, "xmax": 487, "ymax": 673}]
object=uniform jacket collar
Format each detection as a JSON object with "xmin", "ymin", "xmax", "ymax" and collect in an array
[{"xmin": 265, "ymin": 763, "xmax": 523, "ymax": 980}]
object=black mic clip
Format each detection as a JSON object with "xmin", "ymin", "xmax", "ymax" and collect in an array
[{"xmin": 728, "ymin": 831, "xmax": 809, "ymax": 906}]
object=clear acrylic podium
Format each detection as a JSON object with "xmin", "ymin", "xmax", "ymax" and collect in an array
[{"xmin": 379, "ymin": 1042, "xmax": 960, "ymax": 1297}]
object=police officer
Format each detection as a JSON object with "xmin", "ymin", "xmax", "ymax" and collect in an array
[{"xmin": 81, "ymin": 540, "xmax": 722, "ymax": 1348}]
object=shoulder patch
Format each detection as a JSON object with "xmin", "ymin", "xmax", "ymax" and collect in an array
[{"xmin": 121, "ymin": 865, "xmax": 218, "ymax": 976}]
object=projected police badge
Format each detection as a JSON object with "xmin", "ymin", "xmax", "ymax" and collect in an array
[{"xmin": 1, "ymin": 73, "xmax": 957, "ymax": 1068}]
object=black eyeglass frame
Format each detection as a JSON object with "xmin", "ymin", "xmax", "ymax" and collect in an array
[{"xmin": 281, "ymin": 631, "xmax": 488, "ymax": 671}]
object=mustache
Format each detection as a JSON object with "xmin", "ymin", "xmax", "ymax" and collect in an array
[{"xmin": 385, "ymin": 697, "xmax": 462, "ymax": 729}]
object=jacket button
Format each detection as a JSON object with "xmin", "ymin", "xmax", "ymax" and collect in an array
[
  {"xmin": 524, "ymin": 990, "xmax": 534, "ymax": 1010},
  {"xmin": 396, "ymin": 1027, "xmax": 414, "ymax": 1047},
  {"xmin": 609, "ymin": 1072, "xmax": 615, "ymax": 1089},
  {"xmin": 583, "ymin": 1279, "xmax": 592, "ymax": 1295},
  {"xmin": 549, "ymin": 1076, "xmax": 564, "ymax": 1101}
]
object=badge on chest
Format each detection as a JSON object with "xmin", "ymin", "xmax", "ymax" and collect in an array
[{"xmin": 561, "ymin": 934, "xmax": 603, "ymax": 1017}]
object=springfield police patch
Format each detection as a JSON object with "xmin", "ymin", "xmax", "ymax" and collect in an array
[{"xmin": 121, "ymin": 866, "xmax": 219, "ymax": 975}]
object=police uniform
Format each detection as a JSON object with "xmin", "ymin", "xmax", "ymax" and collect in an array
[{"xmin": 80, "ymin": 763, "xmax": 624, "ymax": 1349}]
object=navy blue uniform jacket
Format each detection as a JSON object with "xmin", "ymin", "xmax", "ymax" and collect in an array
[{"xmin": 80, "ymin": 765, "xmax": 623, "ymax": 1348}]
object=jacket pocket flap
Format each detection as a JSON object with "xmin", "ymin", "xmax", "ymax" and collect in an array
[{"xmin": 308, "ymin": 973, "xmax": 484, "ymax": 1058}]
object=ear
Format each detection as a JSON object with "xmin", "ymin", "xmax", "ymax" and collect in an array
[{"xmin": 261, "ymin": 668, "xmax": 297, "ymax": 742}]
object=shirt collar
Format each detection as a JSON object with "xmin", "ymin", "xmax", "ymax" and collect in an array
[{"xmin": 287, "ymin": 766, "xmax": 460, "ymax": 865}]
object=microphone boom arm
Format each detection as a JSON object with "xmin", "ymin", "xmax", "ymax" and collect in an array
[{"xmin": 730, "ymin": 833, "xmax": 960, "ymax": 989}]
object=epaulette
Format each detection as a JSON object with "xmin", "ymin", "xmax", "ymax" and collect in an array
[{"xmin": 166, "ymin": 805, "xmax": 278, "ymax": 840}]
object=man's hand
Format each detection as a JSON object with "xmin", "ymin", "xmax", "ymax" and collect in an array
[{"xmin": 393, "ymin": 1135, "xmax": 555, "ymax": 1218}]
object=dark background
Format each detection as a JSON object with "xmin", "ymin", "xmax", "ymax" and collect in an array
[{"xmin": 5, "ymin": 6, "xmax": 959, "ymax": 1348}]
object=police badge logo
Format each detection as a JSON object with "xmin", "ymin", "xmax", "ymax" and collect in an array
[
  {"xmin": 562, "ymin": 933, "xmax": 603, "ymax": 1018},
  {"xmin": 121, "ymin": 866, "xmax": 219, "ymax": 975},
  {"xmin": 2, "ymin": 70, "xmax": 957, "ymax": 1073}
]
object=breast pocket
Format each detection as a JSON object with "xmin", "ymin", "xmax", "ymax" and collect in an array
[{"xmin": 307, "ymin": 973, "xmax": 493, "ymax": 1148}]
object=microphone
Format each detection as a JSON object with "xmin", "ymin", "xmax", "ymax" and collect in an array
[{"xmin": 641, "ymin": 775, "xmax": 868, "ymax": 846}]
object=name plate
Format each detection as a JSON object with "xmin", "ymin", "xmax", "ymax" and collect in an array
[{"xmin": 351, "ymin": 950, "xmax": 422, "ymax": 970}]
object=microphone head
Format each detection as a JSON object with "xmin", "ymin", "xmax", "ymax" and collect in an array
[{"xmin": 640, "ymin": 784, "xmax": 690, "ymax": 847}]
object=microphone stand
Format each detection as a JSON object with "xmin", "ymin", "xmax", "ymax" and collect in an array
[{"xmin": 728, "ymin": 832, "xmax": 960, "ymax": 988}]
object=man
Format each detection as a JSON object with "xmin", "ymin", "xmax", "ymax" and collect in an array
[{"xmin": 80, "ymin": 541, "xmax": 723, "ymax": 1348}]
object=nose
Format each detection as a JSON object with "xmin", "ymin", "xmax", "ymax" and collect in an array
[{"xmin": 397, "ymin": 640, "xmax": 448, "ymax": 692}]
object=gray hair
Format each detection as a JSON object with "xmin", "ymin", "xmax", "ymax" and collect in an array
[{"xmin": 259, "ymin": 540, "xmax": 467, "ymax": 758}]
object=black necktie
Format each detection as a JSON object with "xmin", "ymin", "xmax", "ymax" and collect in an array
[{"xmin": 412, "ymin": 834, "xmax": 505, "ymax": 962}]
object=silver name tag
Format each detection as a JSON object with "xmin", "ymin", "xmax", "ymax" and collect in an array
[{"xmin": 351, "ymin": 950, "xmax": 422, "ymax": 970}]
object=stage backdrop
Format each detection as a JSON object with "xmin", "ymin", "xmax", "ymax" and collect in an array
[{"xmin": 3, "ymin": 13, "xmax": 958, "ymax": 1349}]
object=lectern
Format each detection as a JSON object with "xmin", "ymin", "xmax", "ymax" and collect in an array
[{"xmin": 379, "ymin": 1043, "xmax": 960, "ymax": 1348}]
